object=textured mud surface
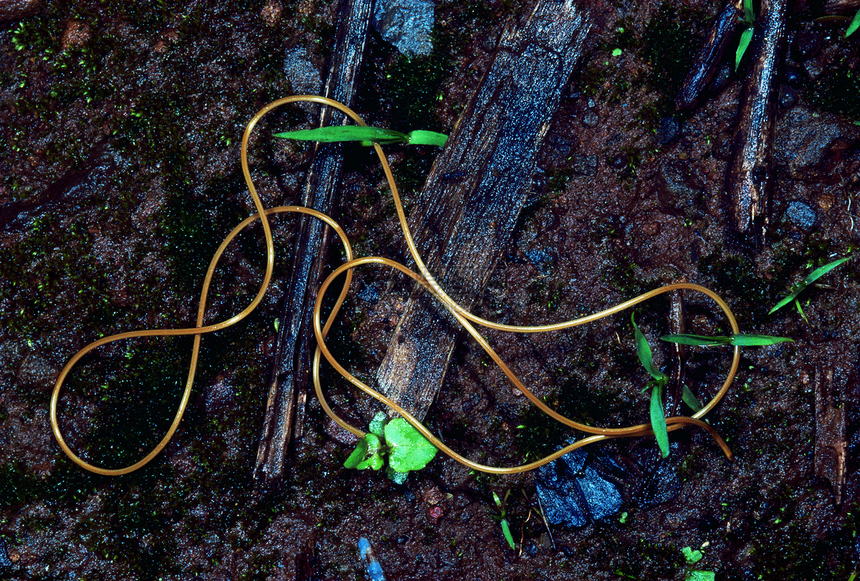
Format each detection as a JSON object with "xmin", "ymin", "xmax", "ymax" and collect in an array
[{"xmin": 1, "ymin": 1, "xmax": 859, "ymax": 579}]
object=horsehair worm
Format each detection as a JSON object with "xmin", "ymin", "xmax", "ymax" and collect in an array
[{"xmin": 50, "ymin": 95, "xmax": 741, "ymax": 476}]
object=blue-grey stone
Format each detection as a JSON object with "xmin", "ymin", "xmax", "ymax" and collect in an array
[
  {"xmin": 536, "ymin": 448, "xmax": 624, "ymax": 528},
  {"xmin": 786, "ymin": 200, "xmax": 817, "ymax": 231},
  {"xmin": 373, "ymin": 0, "xmax": 434, "ymax": 56}
]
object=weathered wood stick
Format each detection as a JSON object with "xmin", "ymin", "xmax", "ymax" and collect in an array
[
  {"xmin": 374, "ymin": 0, "xmax": 594, "ymax": 422},
  {"xmin": 723, "ymin": 0, "xmax": 787, "ymax": 247},
  {"xmin": 814, "ymin": 348, "xmax": 849, "ymax": 506},
  {"xmin": 676, "ymin": 0, "xmax": 743, "ymax": 111},
  {"xmin": 254, "ymin": 0, "xmax": 373, "ymax": 483}
]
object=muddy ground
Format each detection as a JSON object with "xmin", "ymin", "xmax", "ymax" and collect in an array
[{"xmin": 1, "ymin": 0, "xmax": 859, "ymax": 579}]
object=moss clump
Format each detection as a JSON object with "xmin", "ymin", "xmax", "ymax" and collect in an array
[
  {"xmin": 808, "ymin": 57, "xmax": 860, "ymax": 120},
  {"xmin": 642, "ymin": 4, "xmax": 706, "ymax": 115}
]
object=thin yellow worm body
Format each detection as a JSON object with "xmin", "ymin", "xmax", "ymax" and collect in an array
[{"xmin": 50, "ymin": 96, "xmax": 740, "ymax": 476}]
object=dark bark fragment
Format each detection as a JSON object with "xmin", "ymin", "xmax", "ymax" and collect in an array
[
  {"xmin": 723, "ymin": 0, "xmax": 787, "ymax": 248},
  {"xmin": 374, "ymin": 0, "xmax": 594, "ymax": 421},
  {"xmin": 253, "ymin": 0, "xmax": 374, "ymax": 484},
  {"xmin": 676, "ymin": 0, "xmax": 743, "ymax": 111}
]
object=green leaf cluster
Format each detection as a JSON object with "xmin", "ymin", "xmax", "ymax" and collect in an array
[
  {"xmin": 632, "ymin": 315, "xmax": 670, "ymax": 458},
  {"xmin": 273, "ymin": 126, "xmax": 448, "ymax": 147},
  {"xmin": 343, "ymin": 413, "xmax": 438, "ymax": 477}
]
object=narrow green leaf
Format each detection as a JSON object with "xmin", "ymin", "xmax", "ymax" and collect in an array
[
  {"xmin": 273, "ymin": 126, "xmax": 408, "ymax": 144},
  {"xmin": 736, "ymin": 28, "xmax": 753, "ymax": 70},
  {"xmin": 743, "ymin": 0, "xmax": 754, "ymax": 24},
  {"xmin": 769, "ymin": 256, "xmax": 851, "ymax": 314},
  {"xmin": 846, "ymin": 8, "xmax": 860, "ymax": 37},
  {"xmin": 729, "ymin": 335, "xmax": 793, "ymax": 346},
  {"xmin": 500, "ymin": 519, "xmax": 516, "ymax": 550},
  {"xmin": 660, "ymin": 334, "xmax": 732, "ymax": 346},
  {"xmin": 650, "ymin": 383, "xmax": 670, "ymax": 458},
  {"xmin": 632, "ymin": 315, "xmax": 668, "ymax": 381},
  {"xmin": 406, "ymin": 130, "xmax": 448, "ymax": 147},
  {"xmin": 681, "ymin": 385, "xmax": 704, "ymax": 412},
  {"xmin": 384, "ymin": 418, "xmax": 437, "ymax": 472}
]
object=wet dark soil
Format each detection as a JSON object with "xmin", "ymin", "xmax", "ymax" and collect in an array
[{"xmin": 1, "ymin": 0, "xmax": 859, "ymax": 579}]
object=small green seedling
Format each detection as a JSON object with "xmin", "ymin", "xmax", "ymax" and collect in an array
[
  {"xmin": 660, "ymin": 334, "xmax": 793, "ymax": 346},
  {"xmin": 344, "ymin": 412, "xmax": 438, "ymax": 480},
  {"xmin": 768, "ymin": 256, "xmax": 851, "ymax": 320},
  {"xmin": 273, "ymin": 126, "xmax": 448, "ymax": 147},
  {"xmin": 632, "ymin": 315, "xmax": 670, "ymax": 458},
  {"xmin": 492, "ymin": 490, "xmax": 516, "ymax": 551},
  {"xmin": 846, "ymin": 9, "xmax": 860, "ymax": 37},
  {"xmin": 736, "ymin": 0, "xmax": 755, "ymax": 70},
  {"xmin": 682, "ymin": 546, "xmax": 715, "ymax": 581}
]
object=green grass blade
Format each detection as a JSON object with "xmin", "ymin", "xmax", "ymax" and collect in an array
[
  {"xmin": 660, "ymin": 334, "xmax": 732, "ymax": 346},
  {"xmin": 273, "ymin": 126, "xmax": 408, "ymax": 144},
  {"xmin": 846, "ymin": 8, "xmax": 860, "ymax": 37},
  {"xmin": 500, "ymin": 519, "xmax": 516, "ymax": 550},
  {"xmin": 650, "ymin": 383, "xmax": 669, "ymax": 458},
  {"xmin": 769, "ymin": 256, "xmax": 851, "ymax": 314},
  {"xmin": 406, "ymin": 130, "xmax": 448, "ymax": 146},
  {"xmin": 729, "ymin": 335, "xmax": 793, "ymax": 346},
  {"xmin": 632, "ymin": 315, "xmax": 667, "ymax": 381},
  {"xmin": 735, "ymin": 28, "xmax": 753, "ymax": 70}
]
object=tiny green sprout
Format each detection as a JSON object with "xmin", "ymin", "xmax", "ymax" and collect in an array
[
  {"xmin": 632, "ymin": 315, "xmax": 670, "ymax": 458},
  {"xmin": 735, "ymin": 0, "xmax": 755, "ymax": 70},
  {"xmin": 683, "ymin": 547, "xmax": 715, "ymax": 581},
  {"xmin": 769, "ymin": 256, "xmax": 851, "ymax": 317},
  {"xmin": 846, "ymin": 9, "xmax": 860, "ymax": 37},
  {"xmin": 273, "ymin": 126, "xmax": 448, "ymax": 147},
  {"xmin": 343, "ymin": 413, "xmax": 437, "ymax": 477},
  {"xmin": 492, "ymin": 490, "xmax": 516, "ymax": 551},
  {"xmin": 611, "ymin": 48, "xmax": 623, "ymax": 57}
]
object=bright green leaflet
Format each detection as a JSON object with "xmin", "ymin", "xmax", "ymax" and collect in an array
[
  {"xmin": 384, "ymin": 417, "xmax": 438, "ymax": 472},
  {"xmin": 846, "ymin": 8, "xmax": 860, "ymax": 37},
  {"xmin": 769, "ymin": 256, "xmax": 851, "ymax": 315},
  {"xmin": 660, "ymin": 334, "xmax": 793, "ymax": 346},
  {"xmin": 632, "ymin": 315, "xmax": 670, "ymax": 458},
  {"xmin": 273, "ymin": 126, "xmax": 448, "ymax": 147}
]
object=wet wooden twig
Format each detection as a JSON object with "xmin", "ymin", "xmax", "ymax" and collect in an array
[
  {"xmin": 676, "ymin": 0, "xmax": 743, "ymax": 111},
  {"xmin": 666, "ymin": 287, "xmax": 687, "ymax": 418},
  {"xmin": 253, "ymin": 0, "xmax": 374, "ymax": 484},
  {"xmin": 723, "ymin": 0, "xmax": 787, "ymax": 248},
  {"xmin": 374, "ymin": 0, "xmax": 594, "ymax": 421}
]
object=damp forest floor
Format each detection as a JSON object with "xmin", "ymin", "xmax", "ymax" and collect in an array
[{"xmin": 2, "ymin": 0, "xmax": 860, "ymax": 580}]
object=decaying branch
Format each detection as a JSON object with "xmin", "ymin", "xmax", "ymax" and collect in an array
[
  {"xmin": 254, "ymin": 0, "xmax": 374, "ymax": 484},
  {"xmin": 374, "ymin": 0, "xmax": 594, "ymax": 422},
  {"xmin": 723, "ymin": 0, "xmax": 787, "ymax": 247}
]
